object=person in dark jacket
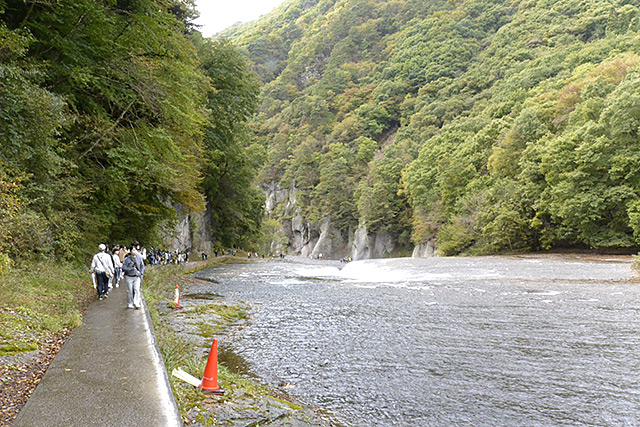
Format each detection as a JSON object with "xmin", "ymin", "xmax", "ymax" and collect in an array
[{"xmin": 122, "ymin": 245, "xmax": 145, "ymax": 309}]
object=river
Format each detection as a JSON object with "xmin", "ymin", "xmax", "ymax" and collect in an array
[{"xmin": 193, "ymin": 254, "xmax": 640, "ymax": 426}]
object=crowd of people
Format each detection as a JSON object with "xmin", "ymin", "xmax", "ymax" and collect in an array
[
  {"xmin": 88, "ymin": 243, "xmax": 297, "ymax": 308},
  {"xmin": 89, "ymin": 241, "xmax": 145, "ymax": 309},
  {"xmin": 88, "ymin": 242, "xmax": 225, "ymax": 308},
  {"xmin": 146, "ymin": 248, "xmax": 190, "ymax": 265}
]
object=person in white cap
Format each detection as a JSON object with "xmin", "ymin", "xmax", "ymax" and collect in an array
[{"xmin": 90, "ymin": 243, "xmax": 115, "ymax": 300}]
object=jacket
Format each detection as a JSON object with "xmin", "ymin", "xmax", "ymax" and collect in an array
[
  {"xmin": 90, "ymin": 252, "xmax": 115, "ymax": 276},
  {"xmin": 122, "ymin": 253, "xmax": 145, "ymax": 277},
  {"xmin": 112, "ymin": 253, "xmax": 122, "ymax": 269}
]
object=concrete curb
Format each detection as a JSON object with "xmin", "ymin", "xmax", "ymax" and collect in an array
[{"xmin": 140, "ymin": 292, "xmax": 183, "ymax": 426}]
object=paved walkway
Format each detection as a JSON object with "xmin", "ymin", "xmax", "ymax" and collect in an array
[{"xmin": 13, "ymin": 282, "xmax": 182, "ymax": 427}]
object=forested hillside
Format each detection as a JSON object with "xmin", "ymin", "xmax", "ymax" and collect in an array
[
  {"xmin": 227, "ymin": 0, "xmax": 640, "ymax": 255},
  {"xmin": 0, "ymin": 0, "xmax": 263, "ymax": 268}
]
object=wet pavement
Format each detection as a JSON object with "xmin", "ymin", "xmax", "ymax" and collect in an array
[{"xmin": 13, "ymin": 282, "xmax": 182, "ymax": 427}]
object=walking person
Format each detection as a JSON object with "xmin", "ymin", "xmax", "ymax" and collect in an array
[
  {"xmin": 122, "ymin": 245, "xmax": 145, "ymax": 309},
  {"xmin": 90, "ymin": 244, "xmax": 115, "ymax": 300},
  {"xmin": 106, "ymin": 245, "xmax": 116, "ymax": 292},
  {"xmin": 118, "ymin": 245, "xmax": 128, "ymax": 264},
  {"xmin": 112, "ymin": 246, "xmax": 122, "ymax": 287}
]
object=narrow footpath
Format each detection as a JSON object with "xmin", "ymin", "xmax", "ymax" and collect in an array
[{"xmin": 13, "ymin": 283, "xmax": 182, "ymax": 427}]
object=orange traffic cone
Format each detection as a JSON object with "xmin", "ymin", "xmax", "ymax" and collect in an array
[
  {"xmin": 173, "ymin": 284, "xmax": 183, "ymax": 309},
  {"xmin": 200, "ymin": 338, "xmax": 224, "ymax": 394}
]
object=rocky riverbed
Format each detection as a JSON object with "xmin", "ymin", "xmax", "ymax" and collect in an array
[{"xmin": 154, "ymin": 275, "xmax": 340, "ymax": 427}]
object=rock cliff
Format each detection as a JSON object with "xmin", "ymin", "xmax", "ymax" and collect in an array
[
  {"xmin": 164, "ymin": 183, "xmax": 436, "ymax": 259},
  {"xmin": 264, "ymin": 183, "xmax": 421, "ymax": 260},
  {"xmin": 412, "ymin": 241, "xmax": 436, "ymax": 258},
  {"xmin": 351, "ymin": 225, "xmax": 397, "ymax": 260},
  {"xmin": 163, "ymin": 204, "xmax": 213, "ymax": 255}
]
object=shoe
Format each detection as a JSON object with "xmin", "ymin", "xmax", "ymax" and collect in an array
[
  {"xmin": 99, "ymin": 296, "xmax": 103, "ymax": 300},
  {"xmin": 127, "ymin": 304, "xmax": 134, "ymax": 309},
  {"xmin": 134, "ymin": 305, "xmax": 140, "ymax": 309}
]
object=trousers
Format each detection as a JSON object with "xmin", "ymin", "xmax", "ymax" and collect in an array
[
  {"xmin": 125, "ymin": 275, "xmax": 142, "ymax": 308},
  {"xmin": 96, "ymin": 272, "xmax": 109, "ymax": 298}
]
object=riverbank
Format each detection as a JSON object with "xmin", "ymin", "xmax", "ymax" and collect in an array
[
  {"xmin": 142, "ymin": 257, "xmax": 338, "ymax": 426},
  {"xmin": 0, "ymin": 256, "xmax": 334, "ymax": 426}
]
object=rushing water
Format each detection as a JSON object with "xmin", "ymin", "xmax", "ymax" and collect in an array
[{"xmin": 194, "ymin": 255, "xmax": 640, "ymax": 426}]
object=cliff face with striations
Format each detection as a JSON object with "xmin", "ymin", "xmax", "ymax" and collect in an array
[
  {"xmin": 411, "ymin": 241, "xmax": 436, "ymax": 258},
  {"xmin": 165, "ymin": 185, "xmax": 432, "ymax": 260},
  {"xmin": 351, "ymin": 225, "xmax": 397, "ymax": 260},
  {"xmin": 163, "ymin": 204, "xmax": 214, "ymax": 255},
  {"xmin": 264, "ymin": 183, "xmax": 419, "ymax": 260}
]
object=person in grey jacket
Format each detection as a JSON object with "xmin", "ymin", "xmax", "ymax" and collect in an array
[{"xmin": 122, "ymin": 246, "xmax": 145, "ymax": 309}]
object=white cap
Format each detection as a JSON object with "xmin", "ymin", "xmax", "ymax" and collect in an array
[{"xmin": 98, "ymin": 243, "xmax": 106, "ymax": 251}]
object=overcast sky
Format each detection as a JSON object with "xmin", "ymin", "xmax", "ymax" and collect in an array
[{"xmin": 193, "ymin": 0, "xmax": 288, "ymax": 36}]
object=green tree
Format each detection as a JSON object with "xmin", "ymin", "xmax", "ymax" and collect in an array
[
  {"xmin": 196, "ymin": 37, "xmax": 264, "ymax": 247},
  {"xmin": 0, "ymin": 14, "xmax": 74, "ymax": 259},
  {"xmin": 0, "ymin": 0, "xmax": 209, "ymax": 258},
  {"xmin": 310, "ymin": 142, "xmax": 356, "ymax": 232},
  {"xmin": 225, "ymin": 0, "xmax": 640, "ymax": 255}
]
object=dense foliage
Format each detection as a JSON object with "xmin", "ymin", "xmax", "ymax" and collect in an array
[
  {"xmin": 227, "ymin": 0, "xmax": 640, "ymax": 254},
  {"xmin": 194, "ymin": 36, "xmax": 264, "ymax": 247},
  {"xmin": 0, "ymin": 0, "xmax": 262, "ymax": 265}
]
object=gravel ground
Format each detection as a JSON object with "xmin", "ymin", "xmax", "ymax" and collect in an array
[{"xmin": 0, "ymin": 330, "xmax": 70, "ymax": 426}]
